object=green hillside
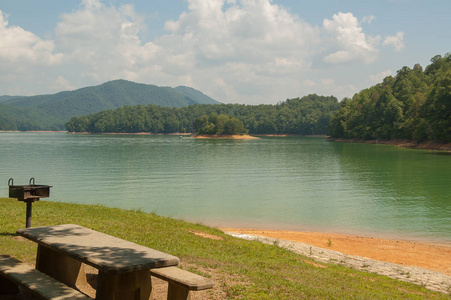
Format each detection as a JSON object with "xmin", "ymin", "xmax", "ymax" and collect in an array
[
  {"xmin": 0, "ymin": 103, "xmax": 63, "ymax": 131},
  {"xmin": 0, "ymin": 96, "xmax": 23, "ymax": 103},
  {"xmin": 329, "ymin": 53, "xmax": 451, "ymax": 143},
  {"xmin": 0, "ymin": 80, "xmax": 220, "ymax": 131},
  {"xmin": 174, "ymin": 86, "xmax": 219, "ymax": 104}
]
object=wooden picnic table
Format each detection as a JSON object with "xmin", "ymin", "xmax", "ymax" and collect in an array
[{"xmin": 16, "ymin": 224, "xmax": 179, "ymax": 300}]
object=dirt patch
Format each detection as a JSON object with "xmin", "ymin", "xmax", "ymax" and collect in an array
[
  {"xmin": 302, "ymin": 259, "xmax": 328, "ymax": 269},
  {"xmin": 222, "ymin": 229, "xmax": 451, "ymax": 276},
  {"xmin": 189, "ymin": 230, "xmax": 224, "ymax": 240}
]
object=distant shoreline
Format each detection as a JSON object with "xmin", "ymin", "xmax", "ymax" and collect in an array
[
  {"xmin": 0, "ymin": 130, "xmax": 67, "ymax": 133},
  {"xmin": 3, "ymin": 131, "xmax": 450, "ymax": 151},
  {"xmin": 254, "ymin": 134, "xmax": 328, "ymax": 137},
  {"xmin": 329, "ymin": 138, "xmax": 451, "ymax": 152},
  {"xmin": 65, "ymin": 132, "xmax": 193, "ymax": 135}
]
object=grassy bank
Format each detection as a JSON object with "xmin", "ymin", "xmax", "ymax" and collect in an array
[{"xmin": 0, "ymin": 198, "xmax": 447, "ymax": 299}]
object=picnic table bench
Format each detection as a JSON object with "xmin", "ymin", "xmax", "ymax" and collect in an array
[
  {"xmin": 151, "ymin": 266, "xmax": 214, "ymax": 300},
  {"xmin": 15, "ymin": 224, "xmax": 180, "ymax": 300},
  {"xmin": 0, "ymin": 255, "xmax": 91, "ymax": 299}
]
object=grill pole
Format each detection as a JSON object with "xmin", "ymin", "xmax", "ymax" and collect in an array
[{"xmin": 25, "ymin": 200, "xmax": 33, "ymax": 228}]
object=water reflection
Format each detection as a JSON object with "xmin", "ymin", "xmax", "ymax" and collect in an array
[{"xmin": 329, "ymin": 141, "xmax": 451, "ymax": 239}]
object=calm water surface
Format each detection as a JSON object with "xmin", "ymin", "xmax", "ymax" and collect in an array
[{"xmin": 0, "ymin": 132, "xmax": 449, "ymax": 242}]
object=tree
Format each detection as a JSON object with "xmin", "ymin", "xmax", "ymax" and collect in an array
[
  {"xmin": 224, "ymin": 117, "xmax": 246, "ymax": 135},
  {"xmin": 194, "ymin": 114, "xmax": 246, "ymax": 135},
  {"xmin": 423, "ymin": 69, "xmax": 451, "ymax": 142},
  {"xmin": 65, "ymin": 95, "xmax": 340, "ymax": 136},
  {"xmin": 328, "ymin": 53, "xmax": 451, "ymax": 143}
]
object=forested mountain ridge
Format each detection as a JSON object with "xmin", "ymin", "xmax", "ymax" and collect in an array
[
  {"xmin": 0, "ymin": 80, "xmax": 220, "ymax": 131},
  {"xmin": 0, "ymin": 103, "xmax": 63, "ymax": 130},
  {"xmin": 173, "ymin": 86, "xmax": 220, "ymax": 105},
  {"xmin": 0, "ymin": 96, "xmax": 23, "ymax": 103},
  {"xmin": 329, "ymin": 53, "xmax": 451, "ymax": 143},
  {"xmin": 65, "ymin": 94, "xmax": 339, "ymax": 135}
]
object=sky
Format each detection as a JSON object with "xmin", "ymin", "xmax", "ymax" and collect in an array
[{"xmin": 0, "ymin": 0, "xmax": 450, "ymax": 105}]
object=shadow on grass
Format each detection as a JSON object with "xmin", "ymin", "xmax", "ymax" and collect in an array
[{"xmin": 0, "ymin": 232, "xmax": 17, "ymax": 237}]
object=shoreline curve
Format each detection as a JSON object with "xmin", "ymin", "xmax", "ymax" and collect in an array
[{"xmin": 221, "ymin": 228, "xmax": 451, "ymax": 276}]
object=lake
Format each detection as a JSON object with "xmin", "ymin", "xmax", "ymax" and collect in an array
[{"xmin": 0, "ymin": 132, "xmax": 450, "ymax": 243}]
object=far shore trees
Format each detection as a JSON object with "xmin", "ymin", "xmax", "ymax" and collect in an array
[{"xmin": 66, "ymin": 94, "xmax": 339, "ymax": 135}]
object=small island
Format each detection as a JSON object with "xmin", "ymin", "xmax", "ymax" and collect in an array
[
  {"xmin": 192, "ymin": 113, "xmax": 259, "ymax": 139},
  {"xmin": 192, "ymin": 134, "xmax": 259, "ymax": 139}
]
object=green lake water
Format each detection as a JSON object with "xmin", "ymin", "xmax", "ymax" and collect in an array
[{"xmin": 0, "ymin": 132, "xmax": 450, "ymax": 242}]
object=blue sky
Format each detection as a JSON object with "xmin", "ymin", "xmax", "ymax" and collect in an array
[{"xmin": 0, "ymin": 0, "xmax": 449, "ymax": 104}]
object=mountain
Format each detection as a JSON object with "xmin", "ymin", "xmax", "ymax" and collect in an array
[
  {"xmin": 0, "ymin": 103, "xmax": 63, "ymax": 131},
  {"xmin": 0, "ymin": 95, "xmax": 23, "ymax": 103},
  {"xmin": 174, "ymin": 86, "xmax": 218, "ymax": 105},
  {"xmin": 0, "ymin": 80, "xmax": 220, "ymax": 131}
]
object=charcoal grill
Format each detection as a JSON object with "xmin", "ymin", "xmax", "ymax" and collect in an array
[{"xmin": 8, "ymin": 178, "xmax": 52, "ymax": 228}]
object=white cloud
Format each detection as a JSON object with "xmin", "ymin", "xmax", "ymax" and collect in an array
[
  {"xmin": 361, "ymin": 15, "xmax": 376, "ymax": 24},
  {"xmin": 0, "ymin": 10, "xmax": 63, "ymax": 65},
  {"xmin": 322, "ymin": 12, "xmax": 380, "ymax": 64},
  {"xmin": 383, "ymin": 31, "xmax": 405, "ymax": 51},
  {"xmin": 55, "ymin": 0, "xmax": 159, "ymax": 79},
  {"xmin": 0, "ymin": 0, "xmax": 410, "ymax": 103},
  {"xmin": 369, "ymin": 69, "xmax": 393, "ymax": 84},
  {"xmin": 331, "ymin": 84, "xmax": 359, "ymax": 99},
  {"xmin": 155, "ymin": 0, "xmax": 321, "ymax": 102},
  {"xmin": 321, "ymin": 78, "xmax": 335, "ymax": 86},
  {"xmin": 303, "ymin": 79, "xmax": 316, "ymax": 87},
  {"xmin": 51, "ymin": 76, "xmax": 76, "ymax": 91},
  {"xmin": 164, "ymin": 0, "xmax": 318, "ymax": 64}
]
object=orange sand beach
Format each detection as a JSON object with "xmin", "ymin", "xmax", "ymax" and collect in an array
[{"xmin": 222, "ymin": 229, "xmax": 451, "ymax": 276}]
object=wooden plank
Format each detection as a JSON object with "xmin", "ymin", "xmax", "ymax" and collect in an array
[
  {"xmin": 0, "ymin": 255, "xmax": 91, "ymax": 300},
  {"xmin": 151, "ymin": 267, "xmax": 214, "ymax": 291}
]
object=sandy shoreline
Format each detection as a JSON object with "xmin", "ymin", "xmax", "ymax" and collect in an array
[{"xmin": 222, "ymin": 229, "xmax": 451, "ymax": 276}]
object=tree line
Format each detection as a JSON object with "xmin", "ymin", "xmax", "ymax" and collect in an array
[
  {"xmin": 329, "ymin": 53, "xmax": 451, "ymax": 143},
  {"xmin": 65, "ymin": 94, "xmax": 340, "ymax": 135},
  {"xmin": 65, "ymin": 53, "xmax": 451, "ymax": 142}
]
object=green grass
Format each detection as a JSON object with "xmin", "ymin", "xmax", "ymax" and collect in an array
[{"xmin": 0, "ymin": 198, "xmax": 447, "ymax": 299}]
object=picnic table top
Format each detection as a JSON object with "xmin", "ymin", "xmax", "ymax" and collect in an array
[{"xmin": 17, "ymin": 224, "xmax": 179, "ymax": 274}]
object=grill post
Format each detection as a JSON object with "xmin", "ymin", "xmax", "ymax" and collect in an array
[{"xmin": 25, "ymin": 200, "xmax": 33, "ymax": 228}]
